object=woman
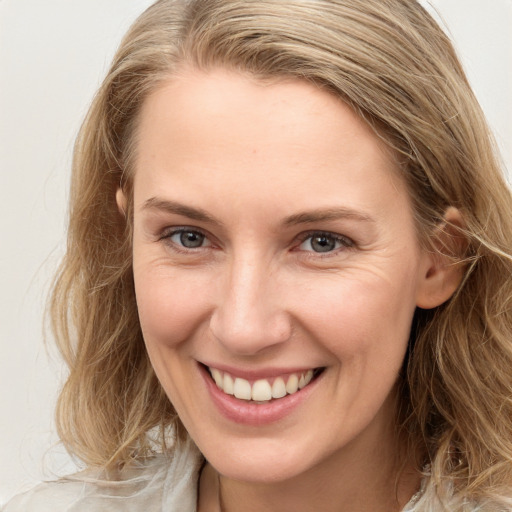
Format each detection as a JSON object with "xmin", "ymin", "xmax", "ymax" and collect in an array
[{"xmin": 5, "ymin": 0, "xmax": 512, "ymax": 510}]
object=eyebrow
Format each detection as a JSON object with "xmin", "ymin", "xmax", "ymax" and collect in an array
[
  {"xmin": 142, "ymin": 197, "xmax": 222, "ymax": 225},
  {"xmin": 142, "ymin": 197, "xmax": 374, "ymax": 227},
  {"xmin": 284, "ymin": 208, "xmax": 375, "ymax": 226}
]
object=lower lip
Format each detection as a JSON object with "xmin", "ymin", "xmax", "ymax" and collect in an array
[{"xmin": 199, "ymin": 364, "xmax": 321, "ymax": 426}]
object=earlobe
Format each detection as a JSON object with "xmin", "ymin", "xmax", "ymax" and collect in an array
[
  {"xmin": 116, "ymin": 188, "xmax": 127, "ymax": 218},
  {"xmin": 416, "ymin": 207, "xmax": 467, "ymax": 310}
]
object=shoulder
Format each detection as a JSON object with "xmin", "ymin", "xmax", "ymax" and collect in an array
[
  {"xmin": 2, "ymin": 462, "xmax": 167, "ymax": 512},
  {"xmin": 2, "ymin": 439, "xmax": 203, "ymax": 512},
  {"xmin": 403, "ymin": 477, "xmax": 512, "ymax": 512},
  {"xmin": 2, "ymin": 478, "xmax": 89, "ymax": 512}
]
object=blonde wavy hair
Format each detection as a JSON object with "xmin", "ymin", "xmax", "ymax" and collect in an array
[{"xmin": 51, "ymin": 0, "xmax": 512, "ymax": 506}]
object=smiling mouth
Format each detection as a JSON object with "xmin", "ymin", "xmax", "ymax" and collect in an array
[{"xmin": 206, "ymin": 366, "xmax": 324, "ymax": 403}]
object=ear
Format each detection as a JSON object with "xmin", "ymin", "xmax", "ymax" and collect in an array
[
  {"xmin": 116, "ymin": 188, "xmax": 127, "ymax": 218},
  {"xmin": 416, "ymin": 207, "xmax": 467, "ymax": 309}
]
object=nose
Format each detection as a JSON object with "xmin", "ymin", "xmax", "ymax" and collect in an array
[{"xmin": 209, "ymin": 253, "xmax": 292, "ymax": 356}]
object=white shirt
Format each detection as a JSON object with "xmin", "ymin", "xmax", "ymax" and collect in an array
[{"xmin": 1, "ymin": 440, "xmax": 495, "ymax": 511}]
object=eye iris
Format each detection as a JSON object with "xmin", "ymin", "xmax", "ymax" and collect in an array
[
  {"xmin": 180, "ymin": 231, "xmax": 204, "ymax": 248},
  {"xmin": 311, "ymin": 235, "xmax": 336, "ymax": 253}
]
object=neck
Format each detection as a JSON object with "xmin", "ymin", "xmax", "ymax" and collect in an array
[{"xmin": 198, "ymin": 416, "xmax": 421, "ymax": 512}]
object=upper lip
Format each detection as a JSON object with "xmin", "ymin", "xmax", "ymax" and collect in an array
[{"xmin": 199, "ymin": 361, "xmax": 321, "ymax": 381}]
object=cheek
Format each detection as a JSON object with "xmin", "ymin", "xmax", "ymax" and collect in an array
[
  {"xmin": 293, "ymin": 268, "xmax": 418, "ymax": 363},
  {"xmin": 133, "ymin": 263, "xmax": 212, "ymax": 350}
]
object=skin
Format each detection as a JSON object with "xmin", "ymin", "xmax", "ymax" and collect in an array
[{"xmin": 118, "ymin": 68, "xmax": 461, "ymax": 512}]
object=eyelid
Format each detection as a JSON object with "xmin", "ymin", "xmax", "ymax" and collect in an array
[
  {"xmin": 156, "ymin": 226, "xmax": 353, "ymax": 256},
  {"xmin": 159, "ymin": 225, "xmax": 207, "ymax": 238},
  {"xmin": 159, "ymin": 226, "xmax": 214, "ymax": 251},
  {"xmin": 293, "ymin": 230, "xmax": 355, "ymax": 254}
]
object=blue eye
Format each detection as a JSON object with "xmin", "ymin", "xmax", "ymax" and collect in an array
[
  {"xmin": 298, "ymin": 232, "xmax": 352, "ymax": 253},
  {"xmin": 169, "ymin": 229, "xmax": 210, "ymax": 249}
]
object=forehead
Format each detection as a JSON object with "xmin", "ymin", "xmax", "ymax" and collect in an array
[{"xmin": 132, "ymin": 67, "xmax": 409, "ymax": 223}]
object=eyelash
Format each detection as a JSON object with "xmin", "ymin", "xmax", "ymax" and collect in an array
[
  {"xmin": 159, "ymin": 227, "xmax": 211, "ymax": 253},
  {"xmin": 294, "ymin": 231, "xmax": 354, "ymax": 256},
  {"xmin": 158, "ymin": 227, "xmax": 354, "ymax": 256}
]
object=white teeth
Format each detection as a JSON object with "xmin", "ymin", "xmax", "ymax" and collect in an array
[
  {"xmin": 209, "ymin": 367, "xmax": 318, "ymax": 402},
  {"xmin": 211, "ymin": 368, "xmax": 223, "ymax": 388},
  {"xmin": 233, "ymin": 377, "xmax": 252, "ymax": 400},
  {"xmin": 285, "ymin": 374, "xmax": 299, "ymax": 394},
  {"xmin": 271, "ymin": 377, "xmax": 287, "ymax": 399},
  {"xmin": 223, "ymin": 373, "xmax": 234, "ymax": 395},
  {"xmin": 299, "ymin": 370, "xmax": 314, "ymax": 389},
  {"xmin": 252, "ymin": 379, "xmax": 272, "ymax": 401}
]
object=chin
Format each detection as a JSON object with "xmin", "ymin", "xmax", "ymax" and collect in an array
[{"xmin": 198, "ymin": 435, "xmax": 327, "ymax": 484}]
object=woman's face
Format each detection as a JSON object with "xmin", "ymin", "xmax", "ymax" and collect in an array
[{"xmin": 128, "ymin": 68, "xmax": 436, "ymax": 482}]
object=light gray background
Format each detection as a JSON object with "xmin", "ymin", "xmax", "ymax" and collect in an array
[{"xmin": 1, "ymin": 0, "xmax": 511, "ymax": 504}]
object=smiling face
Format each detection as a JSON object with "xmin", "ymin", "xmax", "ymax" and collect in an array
[{"xmin": 127, "ymin": 68, "xmax": 437, "ymax": 483}]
